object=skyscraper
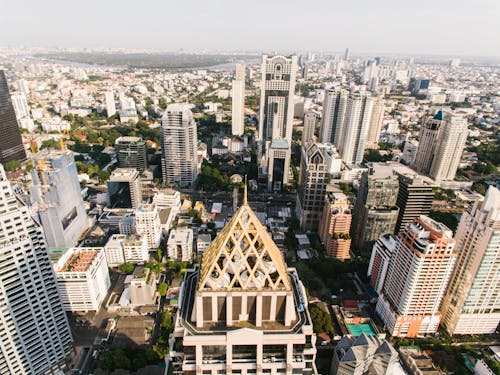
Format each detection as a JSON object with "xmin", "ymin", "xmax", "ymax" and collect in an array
[
  {"xmin": 367, "ymin": 234, "xmax": 397, "ymax": 294},
  {"xmin": 10, "ymin": 93, "xmax": 30, "ymax": 120},
  {"xmin": 30, "ymin": 148, "xmax": 89, "ymax": 249},
  {"xmin": 302, "ymin": 110, "xmax": 317, "ymax": 145},
  {"xmin": 429, "ymin": 112, "xmax": 468, "ymax": 182},
  {"xmin": 365, "ymin": 97, "xmax": 384, "ymax": 149},
  {"xmin": 0, "ymin": 164, "xmax": 73, "ymax": 373},
  {"xmin": 161, "ymin": 104, "xmax": 198, "ymax": 188},
  {"xmin": 231, "ymin": 64, "xmax": 245, "ymax": 136},
  {"xmin": 395, "ymin": 173, "xmax": 434, "ymax": 233},
  {"xmin": 115, "ymin": 136, "xmax": 148, "ymax": 173},
  {"xmin": 339, "ymin": 92, "xmax": 373, "ymax": 165},
  {"xmin": 0, "ymin": 70, "xmax": 26, "ymax": 163},
  {"xmin": 105, "ymin": 90, "xmax": 116, "ymax": 117},
  {"xmin": 167, "ymin": 190, "xmax": 317, "ymax": 374},
  {"xmin": 319, "ymin": 89, "xmax": 347, "ymax": 144},
  {"xmin": 440, "ymin": 186, "xmax": 500, "ymax": 335},
  {"xmin": 352, "ymin": 163, "xmax": 399, "ymax": 254},
  {"xmin": 318, "ymin": 192, "xmax": 352, "ymax": 260},
  {"xmin": 258, "ymin": 55, "xmax": 298, "ymax": 191},
  {"xmin": 376, "ymin": 216, "xmax": 456, "ymax": 337},
  {"xmin": 297, "ymin": 143, "xmax": 343, "ymax": 231},
  {"xmin": 413, "ymin": 112, "xmax": 443, "ymax": 175}
]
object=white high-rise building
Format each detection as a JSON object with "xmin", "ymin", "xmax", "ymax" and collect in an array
[
  {"xmin": 161, "ymin": 104, "xmax": 198, "ymax": 188},
  {"xmin": 55, "ymin": 247, "xmax": 111, "ymax": 312},
  {"xmin": 441, "ymin": 186, "xmax": 500, "ymax": 335},
  {"xmin": 0, "ymin": 164, "xmax": 73, "ymax": 373},
  {"xmin": 302, "ymin": 110, "xmax": 317, "ymax": 145},
  {"xmin": 258, "ymin": 55, "xmax": 298, "ymax": 190},
  {"xmin": 105, "ymin": 91, "xmax": 116, "ymax": 117},
  {"xmin": 319, "ymin": 88, "xmax": 347, "ymax": 145},
  {"xmin": 376, "ymin": 216, "xmax": 456, "ymax": 337},
  {"xmin": 10, "ymin": 93, "xmax": 30, "ymax": 119},
  {"xmin": 30, "ymin": 149, "xmax": 89, "ymax": 249},
  {"xmin": 365, "ymin": 97, "xmax": 384, "ymax": 149},
  {"xmin": 135, "ymin": 203, "xmax": 162, "ymax": 250},
  {"xmin": 429, "ymin": 112, "xmax": 468, "ymax": 182},
  {"xmin": 339, "ymin": 93, "xmax": 373, "ymax": 165},
  {"xmin": 413, "ymin": 112, "xmax": 443, "ymax": 175},
  {"xmin": 231, "ymin": 64, "xmax": 245, "ymax": 136}
]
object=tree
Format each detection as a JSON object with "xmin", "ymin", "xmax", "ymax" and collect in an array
[
  {"xmin": 120, "ymin": 262, "xmax": 134, "ymax": 274},
  {"xmin": 3, "ymin": 160, "xmax": 21, "ymax": 172},
  {"xmin": 158, "ymin": 282, "xmax": 168, "ymax": 297},
  {"xmin": 309, "ymin": 304, "xmax": 334, "ymax": 337},
  {"xmin": 338, "ymin": 182, "xmax": 353, "ymax": 195},
  {"xmin": 40, "ymin": 139, "xmax": 58, "ymax": 150},
  {"xmin": 156, "ymin": 247, "xmax": 163, "ymax": 262},
  {"xmin": 97, "ymin": 170, "xmax": 110, "ymax": 183}
]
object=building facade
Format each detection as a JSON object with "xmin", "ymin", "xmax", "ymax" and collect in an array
[
  {"xmin": 258, "ymin": 55, "xmax": 298, "ymax": 191},
  {"xmin": 319, "ymin": 89, "xmax": 347, "ymax": 145},
  {"xmin": 0, "ymin": 70, "xmax": 26, "ymax": 163},
  {"xmin": 0, "ymin": 164, "xmax": 73, "ymax": 373},
  {"xmin": 302, "ymin": 110, "xmax": 317, "ymax": 145},
  {"xmin": 318, "ymin": 192, "xmax": 352, "ymax": 260},
  {"xmin": 413, "ymin": 112, "xmax": 443, "ymax": 175},
  {"xmin": 376, "ymin": 216, "xmax": 456, "ymax": 337},
  {"xmin": 167, "ymin": 227, "xmax": 193, "ymax": 262},
  {"xmin": 161, "ymin": 104, "xmax": 198, "ymax": 188},
  {"xmin": 108, "ymin": 168, "xmax": 142, "ymax": 209},
  {"xmin": 365, "ymin": 97, "xmax": 384, "ymax": 149},
  {"xmin": 167, "ymin": 191, "xmax": 317, "ymax": 374},
  {"xmin": 367, "ymin": 234, "xmax": 397, "ymax": 294},
  {"xmin": 105, "ymin": 90, "xmax": 116, "ymax": 117},
  {"xmin": 30, "ymin": 149, "xmax": 89, "ymax": 249},
  {"xmin": 440, "ymin": 186, "xmax": 500, "ymax": 335},
  {"xmin": 115, "ymin": 136, "xmax": 148, "ymax": 173},
  {"xmin": 55, "ymin": 247, "xmax": 111, "ymax": 312},
  {"xmin": 231, "ymin": 64, "xmax": 245, "ymax": 136},
  {"xmin": 135, "ymin": 203, "xmax": 162, "ymax": 250}
]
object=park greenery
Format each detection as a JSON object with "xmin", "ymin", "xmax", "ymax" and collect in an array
[
  {"xmin": 309, "ymin": 304, "xmax": 335, "ymax": 337},
  {"xmin": 101, "ymin": 347, "xmax": 164, "ymax": 372},
  {"xmin": 429, "ymin": 211, "xmax": 459, "ymax": 232}
]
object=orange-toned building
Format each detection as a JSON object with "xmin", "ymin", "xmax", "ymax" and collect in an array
[
  {"xmin": 318, "ymin": 192, "xmax": 352, "ymax": 260},
  {"xmin": 375, "ymin": 216, "xmax": 456, "ymax": 337}
]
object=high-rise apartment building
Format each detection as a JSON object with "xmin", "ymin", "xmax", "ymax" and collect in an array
[
  {"xmin": 413, "ymin": 112, "xmax": 443, "ymax": 175},
  {"xmin": 258, "ymin": 55, "xmax": 298, "ymax": 191},
  {"xmin": 302, "ymin": 110, "xmax": 317, "ymax": 145},
  {"xmin": 367, "ymin": 234, "xmax": 397, "ymax": 294},
  {"xmin": 115, "ymin": 136, "xmax": 148, "ymax": 173},
  {"xmin": 108, "ymin": 168, "xmax": 142, "ymax": 209},
  {"xmin": 440, "ymin": 186, "xmax": 500, "ymax": 335},
  {"xmin": 319, "ymin": 192, "xmax": 352, "ymax": 260},
  {"xmin": 395, "ymin": 173, "xmax": 434, "ymax": 233},
  {"xmin": 339, "ymin": 93, "xmax": 373, "ymax": 165},
  {"xmin": 297, "ymin": 143, "xmax": 343, "ymax": 231},
  {"xmin": 30, "ymin": 148, "xmax": 89, "ymax": 249},
  {"xmin": 231, "ymin": 64, "xmax": 245, "ymax": 136},
  {"xmin": 10, "ymin": 93, "xmax": 30, "ymax": 120},
  {"xmin": 319, "ymin": 90, "xmax": 373, "ymax": 165},
  {"xmin": 376, "ymin": 216, "xmax": 456, "ymax": 337},
  {"xmin": 161, "ymin": 104, "xmax": 198, "ymax": 188},
  {"xmin": 55, "ymin": 247, "xmax": 111, "ymax": 312},
  {"xmin": 365, "ymin": 97, "xmax": 384, "ymax": 149},
  {"xmin": 0, "ymin": 70, "xmax": 26, "ymax": 163},
  {"xmin": 429, "ymin": 112, "xmax": 468, "ymax": 182},
  {"xmin": 352, "ymin": 163, "xmax": 399, "ymax": 254},
  {"xmin": 105, "ymin": 90, "xmax": 116, "ymax": 117},
  {"xmin": 167, "ymin": 191, "xmax": 317, "ymax": 374},
  {"xmin": 135, "ymin": 203, "xmax": 163, "ymax": 250},
  {"xmin": 319, "ymin": 89, "xmax": 347, "ymax": 145},
  {"xmin": 0, "ymin": 164, "xmax": 73, "ymax": 373}
]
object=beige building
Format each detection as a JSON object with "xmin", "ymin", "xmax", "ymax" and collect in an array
[
  {"xmin": 365, "ymin": 97, "xmax": 384, "ymax": 149},
  {"xmin": 167, "ymin": 190, "xmax": 317, "ymax": 374},
  {"xmin": 441, "ymin": 186, "xmax": 500, "ymax": 335},
  {"xmin": 231, "ymin": 64, "xmax": 245, "ymax": 136}
]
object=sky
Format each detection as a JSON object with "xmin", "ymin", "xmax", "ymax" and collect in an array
[{"xmin": 1, "ymin": 0, "xmax": 500, "ymax": 57}]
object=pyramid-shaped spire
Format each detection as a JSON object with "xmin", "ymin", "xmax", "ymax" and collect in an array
[{"xmin": 198, "ymin": 196, "xmax": 291, "ymax": 292}]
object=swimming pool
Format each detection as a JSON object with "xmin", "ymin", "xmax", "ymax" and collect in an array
[{"xmin": 346, "ymin": 322, "xmax": 378, "ymax": 336}]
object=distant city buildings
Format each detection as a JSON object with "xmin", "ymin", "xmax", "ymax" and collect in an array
[
  {"xmin": 0, "ymin": 164, "xmax": 73, "ymax": 373},
  {"xmin": 441, "ymin": 186, "xmax": 500, "ymax": 335},
  {"xmin": 161, "ymin": 104, "xmax": 198, "ymax": 188},
  {"xmin": 115, "ymin": 136, "xmax": 148, "ymax": 173},
  {"xmin": 0, "ymin": 70, "xmax": 26, "ymax": 163},
  {"xmin": 30, "ymin": 148, "xmax": 89, "ymax": 249},
  {"xmin": 318, "ymin": 192, "xmax": 352, "ymax": 260},
  {"xmin": 55, "ymin": 247, "xmax": 111, "ymax": 312},
  {"xmin": 376, "ymin": 216, "xmax": 456, "ymax": 337},
  {"xmin": 105, "ymin": 90, "xmax": 116, "ymax": 117},
  {"xmin": 258, "ymin": 54, "xmax": 298, "ymax": 190},
  {"xmin": 108, "ymin": 168, "xmax": 142, "ymax": 209},
  {"xmin": 231, "ymin": 64, "xmax": 245, "ymax": 136},
  {"xmin": 365, "ymin": 97, "xmax": 384, "ymax": 149}
]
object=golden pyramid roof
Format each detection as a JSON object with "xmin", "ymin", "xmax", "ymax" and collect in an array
[{"xmin": 198, "ymin": 186, "xmax": 291, "ymax": 292}]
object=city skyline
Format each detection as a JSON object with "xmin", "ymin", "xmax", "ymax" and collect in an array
[{"xmin": 1, "ymin": 0, "xmax": 500, "ymax": 57}]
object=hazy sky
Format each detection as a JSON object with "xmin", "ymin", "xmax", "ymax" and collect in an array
[{"xmin": 1, "ymin": 0, "xmax": 500, "ymax": 56}]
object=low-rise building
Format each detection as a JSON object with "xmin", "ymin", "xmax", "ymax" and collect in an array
[
  {"xmin": 167, "ymin": 227, "xmax": 193, "ymax": 262},
  {"xmin": 55, "ymin": 247, "xmax": 111, "ymax": 312}
]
